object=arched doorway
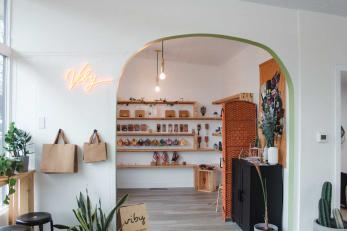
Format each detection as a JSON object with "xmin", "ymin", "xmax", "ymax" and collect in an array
[{"xmin": 116, "ymin": 34, "xmax": 295, "ymax": 230}]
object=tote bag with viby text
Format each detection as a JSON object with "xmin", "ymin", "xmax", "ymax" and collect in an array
[
  {"xmin": 41, "ymin": 129, "xmax": 78, "ymax": 173},
  {"xmin": 83, "ymin": 129, "xmax": 107, "ymax": 163}
]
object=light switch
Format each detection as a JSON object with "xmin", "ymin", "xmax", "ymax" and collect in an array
[
  {"xmin": 316, "ymin": 131, "xmax": 328, "ymax": 143},
  {"xmin": 38, "ymin": 117, "xmax": 45, "ymax": 129}
]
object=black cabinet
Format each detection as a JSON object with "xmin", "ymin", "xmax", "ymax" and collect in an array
[{"xmin": 232, "ymin": 158, "xmax": 283, "ymax": 231}]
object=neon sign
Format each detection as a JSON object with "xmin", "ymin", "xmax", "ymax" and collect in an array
[{"xmin": 64, "ymin": 63, "xmax": 112, "ymax": 92}]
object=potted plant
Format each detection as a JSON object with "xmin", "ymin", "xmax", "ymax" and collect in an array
[
  {"xmin": 4, "ymin": 122, "xmax": 32, "ymax": 172},
  {"xmin": 55, "ymin": 190, "xmax": 128, "ymax": 231},
  {"xmin": 313, "ymin": 182, "xmax": 347, "ymax": 230},
  {"xmin": 260, "ymin": 76, "xmax": 284, "ymax": 165},
  {"xmin": 0, "ymin": 154, "xmax": 23, "ymax": 204},
  {"xmin": 253, "ymin": 163, "xmax": 278, "ymax": 231}
]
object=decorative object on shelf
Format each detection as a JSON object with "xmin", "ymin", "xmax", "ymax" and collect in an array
[
  {"xmin": 197, "ymin": 136, "xmax": 202, "ymax": 149},
  {"xmin": 135, "ymin": 110, "xmax": 145, "ymax": 118},
  {"xmin": 171, "ymin": 151, "xmax": 180, "ymax": 164},
  {"xmin": 197, "ymin": 124, "xmax": 201, "ymax": 135},
  {"xmin": 156, "ymin": 124, "xmax": 161, "ymax": 132},
  {"xmin": 174, "ymin": 124, "xmax": 179, "ymax": 133},
  {"xmin": 127, "ymin": 124, "xmax": 134, "ymax": 132},
  {"xmin": 119, "ymin": 110, "xmax": 130, "ymax": 118},
  {"xmin": 253, "ymin": 162, "xmax": 279, "ymax": 231},
  {"xmin": 55, "ymin": 190, "xmax": 128, "ymax": 231},
  {"xmin": 179, "ymin": 110, "xmax": 190, "ymax": 118},
  {"xmin": 200, "ymin": 106, "xmax": 207, "ymax": 116},
  {"xmin": 161, "ymin": 152, "xmax": 169, "ymax": 165},
  {"xmin": 134, "ymin": 124, "xmax": 140, "ymax": 132},
  {"xmin": 140, "ymin": 124, "xmax": 147, "ymax": 132},
  {"xmin": 204, "ymin": 136, "xmax": 209, "ymax": 148},
  {"xmin": 162, "ymin": 124, "xmax": 166, "ymax": 132},
  {"xmin": 159, "ymin": 40, "xmax": 167, "ymax": 80},
  {"xmin": 152, "ymin": 152, "xmax": 161, "ymax": 166},
  {"xmin": 165, "ymin": 110, "xmax": 176, "ymax": 118},
  {"xmin": 0, "ymin": 154, "xmax": 23, "ymax": 204},
  {"xmin": 83, "ymin": 129, "xmax": 107, "ymax": 163},
  {"xmin": 4, "ymin": 122, "xmax": 33, "ymax": 172},
  {"xmin": 218, "ymin": 141, "xmax": 223, "ymax": 151},
  {"xmin": 41, "ymin": 129, "xmax": 78, "ymax": 174},
  {"xmin": 313, "ymin": 181, "xmax": 347, "ymax": 230}
]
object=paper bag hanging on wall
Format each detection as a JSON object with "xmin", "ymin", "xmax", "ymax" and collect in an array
[
  {"xmin": 41, "ymin": 129, "xmax": 78, "ymax": 173},
  {"xmin": 83, "ymin": 129, "xmax": 107, "ymax": 163},
  {"xmin": 118, "ymin": 203, "xmax": 149, "ymax": 231}
]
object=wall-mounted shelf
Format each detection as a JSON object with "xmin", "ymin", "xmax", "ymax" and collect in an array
[
  {"xmin": 117, "ymin": 117, "xmax": 221, "ymax": 121},
  {"xmin": 117, "ymin": 132, "xmax": 195, "ymax": 136},
  {"xmin": 117, "ymin": 100, "xmax": 196, "ymax": 105},
  {"xmin": 116, "ymin": 148, "xmax": 218, "ymax": 153},
  {"xmin": 117, "ymin": 164, "xmax": 197, "ymax": 169}
]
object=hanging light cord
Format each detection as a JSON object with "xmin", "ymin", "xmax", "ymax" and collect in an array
[{"xmin": 161, "ymin": 40, "xmax": 165, "ymax": 72}]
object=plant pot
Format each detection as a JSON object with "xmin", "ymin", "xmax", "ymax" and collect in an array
[
  {"xmin": 268, "ymin": 147, "xmax": 278, "ymax": 165},
  {"xmin": 313, "ymin": 219, "xmax": 347, "ymax": 230},
  {"xmin": 17, "ymin": 156, "xmax": 29, "ymax": 172},
  {"xmin": 254, "ymin": 223, "xmax": 278, "ymax": 231},
  {"xmin": 263, "ymin": 147, "xmax": 269, "ymax": 162}
]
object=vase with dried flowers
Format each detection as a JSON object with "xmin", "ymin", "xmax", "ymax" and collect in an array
[{"xmin": 253, "ymin": 163, "xmax": 278, "ymax": 231}]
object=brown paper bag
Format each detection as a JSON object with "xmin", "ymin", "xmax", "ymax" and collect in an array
[
  {"xmin": 118, "ymin": 203, "xmax": 149, "ymax": 231},
  {"xmin": 40, "ymin": 129, "xmax": 78, "ymax": 173},
  {"xmin": 83, "ymin": 130, "xmax": 107, "ymax": 163}
]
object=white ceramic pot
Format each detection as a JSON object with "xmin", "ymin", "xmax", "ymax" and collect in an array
[
  {"xmin": 313, "ymin": 220, "xmax": 347, "ymax": 231},
  {"xmin": 254, "ymin": 223, "xmax": 278, "ymax": 231},
  {"xmin": 263, "ymin": 147, "xmax": 268, "ymax": 162},
  {"xmin": 268, "ymin": 147, "xmax": 278, "ymax": 165}
]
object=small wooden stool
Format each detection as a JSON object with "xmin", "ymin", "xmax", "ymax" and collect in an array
[
  {"xmin": 16, "ymin": 212, "xmax": 53, "ymax": 231},
  {"xmin": 0, "ymin": 225, "xmax": 31, "ymax": 231}
]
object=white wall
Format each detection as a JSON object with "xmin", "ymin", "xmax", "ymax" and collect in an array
[
  {"xmin": 222, "ymin": 45, "xmax": 272, "ymax": 104},
  {"xmin": 12, "ymin": 0, "xmax": 347, "ymax": 230},
  {"xmin": 341, "ymin": 83, "xmax": 347, "ymax": 173}
]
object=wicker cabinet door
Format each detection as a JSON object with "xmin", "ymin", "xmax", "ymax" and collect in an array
[{"xmin": 222, "ymin": 101, "xmax": 256, "ymax": 221}]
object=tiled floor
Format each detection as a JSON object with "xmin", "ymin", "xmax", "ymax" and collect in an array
[{"xmin": 118, "ymin": 188, "xmax": 242, "ymax": 231}]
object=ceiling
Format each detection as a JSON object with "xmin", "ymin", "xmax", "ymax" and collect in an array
[
  {"xmin": 243, "ymin": 0, "xmax": 347, "ymax": 17},
  {"xmin": 135, "ymin": 37, "xmax": 248, "ymax": 66}
]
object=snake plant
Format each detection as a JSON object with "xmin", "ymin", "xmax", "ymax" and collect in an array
[{"xmin": 55, "ymin": 190, "xmax": 128, "ymax": 231}]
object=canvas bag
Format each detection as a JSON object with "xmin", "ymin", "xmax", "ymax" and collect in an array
[
  {"xmin": 41, "ymin": 129, "xmax": 78, "ymax": 173},
  {"xmin": 118, "ymin": 203, "xmax": 149, "ymax": 231},
  {"xmin": 83, "ymin": 129, "xmax": 107, "ymax": 163}
]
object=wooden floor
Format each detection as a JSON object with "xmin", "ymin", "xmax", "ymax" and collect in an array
[{"xmin": 118, "ymin": 188, "xmax": 242, "ymax": 231}]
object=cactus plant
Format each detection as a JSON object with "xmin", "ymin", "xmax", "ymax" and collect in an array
[
  {"xmin": 333, "ymin": 208, "xmax": 345, "ymax": 229},
  {"xmin": 316, "ymin": 181, "xmax": 346, "ymax": 229},
  {"xmin": 319, "ymin": 198, "xmax": 331, "ymax": 227},
  {"xmin": 322, "ymin": 182, "xmax": 332, "ymax": 217}
]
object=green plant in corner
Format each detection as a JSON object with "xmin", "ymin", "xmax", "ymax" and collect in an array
[
  {"xmin": 55, "ymin": 190, "xmax": 128, "ymax": 231},
  {"xmin": 0, "ymin": 154, "xmax": 23, "ymax": 204}
]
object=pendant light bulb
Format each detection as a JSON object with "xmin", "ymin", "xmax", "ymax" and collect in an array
[
  {"xmin": 159, "ymin": 72, "xmax": 166, "ymax": 80},
  {"xmin": 155, "ymin": 85, "xmax": 160, "ymax": 92}
]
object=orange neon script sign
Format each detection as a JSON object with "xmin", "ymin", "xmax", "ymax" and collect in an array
[{"xmin": 64, "ymin": 64, "xmax": 112, "ymax": 92}]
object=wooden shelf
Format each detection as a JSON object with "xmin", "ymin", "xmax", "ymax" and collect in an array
[
  {"xmin": 117, "ymin": 117, "xmax": 221, "ymax": 121},
  {"xmin": 117, "ymin": 132, "xmax": 195, "ymax": 136},
  {"xmin": 117, "ymin": 164, "xmax": 197, "ymax": 169},
  {"xmin": 117, "ymin": 100, "xmax": 196, "ymax": 105},
  {"xmin": 116, "ymin": 148, "xmax": 218, "ymax": 152}
]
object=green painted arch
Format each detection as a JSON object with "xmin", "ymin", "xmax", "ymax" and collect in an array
[{"xmin": 118, "ymin": 33, "xmax": 295, "ymax": 230}]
